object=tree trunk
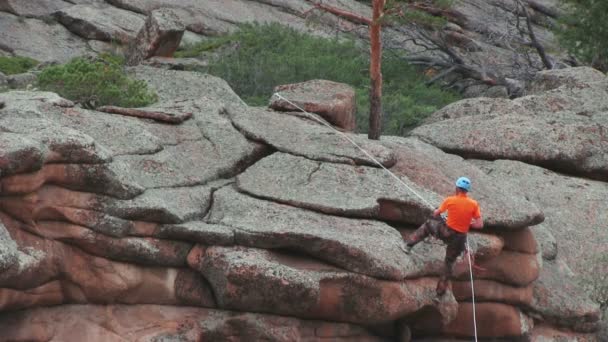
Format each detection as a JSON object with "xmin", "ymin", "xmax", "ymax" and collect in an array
[{"xmin": 368, "ymin": 0, "xmax": 384, "ymax": 140}]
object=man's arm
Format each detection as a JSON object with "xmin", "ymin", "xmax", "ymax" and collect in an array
[{"xmin": 471, "ymin": 216, "xmax": 483, "ymax": 229}]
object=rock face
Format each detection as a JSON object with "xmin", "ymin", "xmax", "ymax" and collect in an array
[
  {"xmin": 125, "ymin": 8, "xmax": 185, "ymax": 66},
  {"xmin": 0, "ymin": 66, "xmax": 601, "ymax": 341},
  {"xmin": 1, "ymin": 0, "xmax": 564, "ymax": 90},
  {"xmin": 54, "ymin": 4, "xmax": 145, "ymax": 44},
  {"xmin": 413, "ymin": 67, "xmax": 608, "ymax": 181}
]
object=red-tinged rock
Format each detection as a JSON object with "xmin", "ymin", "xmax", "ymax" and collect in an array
[
  {"xmin": 0, "ymin": 304, "xmax": 383, "ymax": 342},
  {"xmin": 0, "ymin": 214, "xmax": 215, "ymax": 309},
  {"xmin": 451, "ymin": 279, "xmax": 533, "ymax": 307},
  {"xmin": 454, "ymin": 250, "xmax": 540, "ymax": 286},
  {"xmin": 271, "ymin": 80, "xmax": 357, "ymax": 131},
  {"xmin": 442, "ymin": 303, "xmax": 533, "ymax": 338},
  {"xmin": 125, "ymin": 8, "xmax": 185, "ymax": 66},
  {"xmin": 0, "ymin": 162, "xmax": 144, "ymax": 199},
  {"xmin": 188, "ymin": 245, "xmax": 458, "ymax": 325},
  {"xmin": 30, "ymin": 221, "xmax": 191, "ymax": 267},
  {"xmin": 529, "ymin": 324, "xmax": 600, "ymax": 342},
  {"xmin": 498, "ymin": 227, "xmax": 538, "ymax": 254}
]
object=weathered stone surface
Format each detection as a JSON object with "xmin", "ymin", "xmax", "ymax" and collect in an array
[
  {"xmin": 125, "ymin": 8, "xmax": 185, "ymax": 66},
  {"xmin": 531, "ymin": 223, "xmax": 557, "ymax": 260},
  {"xmin": 228, "ymin": 106, "xmax": 395, "ymax": 167},
  {"xmin": 6, "ymin": 72, "xmax": 37, "ymax": 89},
  {"xmin": 207, "ymin": 187, "xmax": 412, "ymax": 280},
  {"xmin": 382, "ymin": 137, "xmax": 544, "ymax": 229},
  {"xmin": 24, "ymin": 220, "xmax": 192, "ymax": 267},
  {"xmin": 0, "ymin": 0, "xmax": 71, "ymax": 18},
  {"xmin": 0, "ymin": 221, "xmax": 17, "ymax": 273},
  {"xmin": 452, "ymin": 279, "xmax": 534, "ymax": 307},
  {"xmin": 463, "ymin": 251, "xmax": 540, "ymax": 286},
  {"xmin": 0, "ymin": 305, "xmax": 383, "ymax": 341},
  {"xmin": 526, "ymin": 66, "xmax": 607, "ymax": 94},
  {"xmin": 128, "ymin": 65, "xmax": 244, "ymax": 104},
  {"xmin": 237, "ymin": 153, "xmax": 440, "ymax": 223},
  {"xmin": 0, "ymin": 12, "xmax": 91, "ymax": 62},
  {"xmin": 54, "ymin": 4, "xmax": 145, "ymax": 44},
  {"xmin": 0, "ymin": 214, "xmax": 214, "ymax": 307},
  {"xmin": 412, "ymin": 69, "xmax": 608, "ymax": 180},
  {"xmin": 472, "ymin": 159, "xmax": 608, "ymax": 282},
  {"xmin": 188, "ymin": 245, "xmax": 458, "ymax": 325},
  {"xmin": 271, "ymin": 80, "xmax": 357, "ymax": 131},
  {"xmin": 499, "ymin": 227, "xmax": 538, "ymax": 254},
  {"xmin": 530, "ymin": 324, "xmax": 600, "ymax": 342},
  {"xmin": 530, "ymin": 261, "xmax": 601, "ymax": 333},
  {"xmin": 442, "ymin": 303, "xmax": 533, "ymax": 338}
]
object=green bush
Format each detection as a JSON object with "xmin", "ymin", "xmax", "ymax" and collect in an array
[
  {"xmin": 557, "ymin": 0, "xmax": 608, "ymax": 71},
  {"xmin": 0, "ymin": 56, "xmax": 38, "ymax": 75},
  {"xmin": 37, "ymin": 54, "xmax": 156, "ymax": 109},
  {"xmin": 180, "ymin": 23, "xmax": 460, "ymax": 134}
]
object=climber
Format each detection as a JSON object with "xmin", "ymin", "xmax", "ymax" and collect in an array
[{"xmin": 404, "ymin": 177, "xmax": 483, "ymax": 296}]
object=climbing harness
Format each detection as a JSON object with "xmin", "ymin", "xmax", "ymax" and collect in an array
[{"xmin": 272, "ymin": 92, "xmax": 480, "ymax": 342}]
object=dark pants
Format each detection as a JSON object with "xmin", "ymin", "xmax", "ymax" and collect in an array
[{"xmin": 407, "ymin": 217, "xmax": 467, "ymax": 284}]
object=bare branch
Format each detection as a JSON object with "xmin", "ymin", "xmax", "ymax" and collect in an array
[{"xmin": 309, "ymin": 2, "xmax": 373, "ymax": 25}]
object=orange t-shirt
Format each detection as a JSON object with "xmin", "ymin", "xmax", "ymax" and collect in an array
[{"xmin": 438, "ymin": 193, "xmax": 481, "ymax": 233}]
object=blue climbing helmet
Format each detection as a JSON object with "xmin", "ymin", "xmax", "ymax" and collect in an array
[{"xmin": 455, "ymin": 177, "xmax": 471, "ymax": 192}]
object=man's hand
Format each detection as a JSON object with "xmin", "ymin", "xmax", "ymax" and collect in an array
[
  {"xmin": 433, "ymin": 209, "xmax": 441, "ymax": 217},
  {"xmin": 471, "ymin": 217, "xmax": 484, "ymax": 229}
]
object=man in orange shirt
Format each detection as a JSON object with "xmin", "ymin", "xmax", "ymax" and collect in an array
[{"xmin": 404, "ymin": 177, "xmax": 484, "ymax": 296}]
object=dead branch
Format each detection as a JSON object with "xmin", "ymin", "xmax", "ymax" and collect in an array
[{"xmin": 309, "ymin": 2, "xmax": 372, "ymax": 25}]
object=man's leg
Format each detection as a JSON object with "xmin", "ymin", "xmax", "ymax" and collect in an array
[
  {"xmin": 404, "ymin": 219, "xmax": 433, "ymax": 251},
  {"xmin": 437, "ymin": 231, "xmax": 466, "ymax": 296}
]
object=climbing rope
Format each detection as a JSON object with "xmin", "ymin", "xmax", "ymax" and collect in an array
[{"xmin": 272, "ymin": 92, "xmax": 479, "ymax": 342}]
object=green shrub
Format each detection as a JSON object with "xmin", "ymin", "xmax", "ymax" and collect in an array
[
  {"xmin": 37, "ymin": 55, "xmax": 157, "ymax": 109},
  {"xmin": 557, "ymin": 0, "xmax": 608, "ymax": 71},
  {"xmin": 0, "ymin": 56, "xmax": 38, "ymax": 75},
  {"xmin": 180, "ymin": 23, "xmax": 460, "ymax": 134}
]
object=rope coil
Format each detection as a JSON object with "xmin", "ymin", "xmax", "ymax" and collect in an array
[{"xmin": 271, "ymin": 92, "xmax": 479, "ymax": 342}]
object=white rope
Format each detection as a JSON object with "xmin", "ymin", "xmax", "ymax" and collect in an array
[
  {"xmin": 466, "ymin": 239, "xmax": 479, "ymax": 342},
  {"xmin": 271, "ymin": 92, "xmax": 478, "ymax": 342}
]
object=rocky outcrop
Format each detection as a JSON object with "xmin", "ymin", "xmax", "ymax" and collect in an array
[
  {"xmin": 271, "ymin": 80, "xmax": 357, "ymax": 131},
  {"xmin": 0, "ymin": 66, "xmax": 600, "ymax": 341},
  {"xmin": 413, "ymin": 67, "xmax": 608, "ymax": 181},
  {"xmin": 0, "ymin": 305, "xmax": 383, "ymax": 341},
  {"xmin": 1, "ymin": 0, "xmax": 565, "ymax": 90},
  {"xmin": 125, "ymin": 8, "xmax": 185, "ymax": 66},
  {"xmin": 54, "ymin": 4, "xmax": 145, "ymax": 44},
  {"xmin": 0, "ymin": 12, "xmax": 91, "ymax": 62}
]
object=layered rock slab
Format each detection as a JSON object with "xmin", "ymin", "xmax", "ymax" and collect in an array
[
  {"xmin": 54, "ymin": 4, "xmax": 145, "ymax": 44},
  {"xmin": 412, "ymin": 67, "xmax": 608, "ymax": 180},
  {"xmin": 228, "ymin": 106, "xmax": 395, "ymax": 167},
  {"xmin": 0, "ymin": 305, "xmax": 383, "ymax": 342},
  {"xmin": 237, "ymin": 152, "xmax": 439, "ymax": 222},
  {"xmin": 206, "ymin": 186, "xmax": 412, "ymax": 280},
  {"xmin": 271, "ymin": 80, "xmax": 357, "ymax": 131},
  {"xmin": 0, "ymin": 213, "xmax": 215, "ymax": 308},
  {"xmin": 188, "ymin": 245, "xmax": 458, "ymax": 325},
  {"xmin": 0, "ymin": 12, "xmax": 91, "ymax": 62},
  {"xmin": 529, "ymin": 261, "xmax": 601, "ymax": 333},
  {"xmin": 472, "ymin": 159, "xmax": 608, "ymax": 283}
]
